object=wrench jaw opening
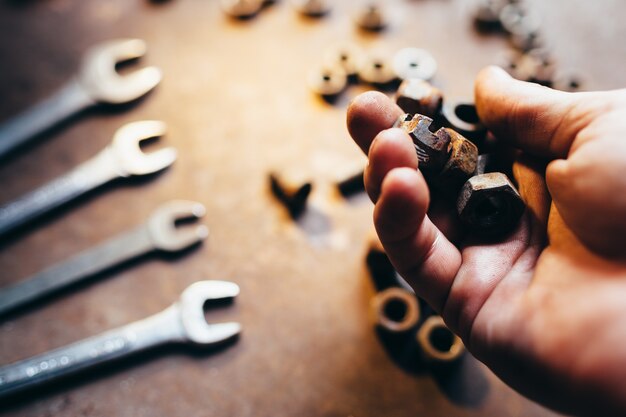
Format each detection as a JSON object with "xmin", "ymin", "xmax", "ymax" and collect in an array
[
  {"xmin": 79, "ymin": 38, "xmax": 162, "ymax": 105},
  {"xmin": 179, "ymin": 281, "xmax": 241, "ymax": 346},
  {"xmin": 147, "ymin": 200, "xmax": 209, "ymax": 252},
  {"xmin": 110, "ymin": 120, "xmax": 177, "ymax": 177}
]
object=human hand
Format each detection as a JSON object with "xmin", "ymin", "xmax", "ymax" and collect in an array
[{"xmin": 346, "ymin": 66, "xmax": 626, "ymax": 417}]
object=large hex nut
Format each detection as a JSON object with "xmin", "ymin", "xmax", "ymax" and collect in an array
[
  {"xmin": 457, "ymin": 173, "xmax": 525, "ymax": 236},
  {"xmin": 394, "ymin": 113, "xmax": 451, "ymax": 173},
  {"xmin": 395, "ymin": 79, "xmax": 443, "ymax": 119},
  {"xmin": 433, "ymin": 128, "xmax": 478, "ymax": 195}
]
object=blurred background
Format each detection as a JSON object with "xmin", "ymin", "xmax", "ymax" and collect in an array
[{"xmin": 0, "ymin": 0, "xmax": 625, "ymax": 416}]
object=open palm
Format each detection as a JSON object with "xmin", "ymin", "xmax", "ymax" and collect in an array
[{"xmin": 347, "ymin": 67, "xmax": 626, "ymax": 417}]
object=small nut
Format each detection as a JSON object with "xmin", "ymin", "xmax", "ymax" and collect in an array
[
  {"xmin": 499, "ymin": 3, "xmax": 541, "ymax": 37},
  {"xmin": 441, "ymin": 101, "xmax": 487, "ymax": 144},
  {"xmin": 323, "ymin": 42, "xmax": 364, "ymax": 78},
  {"xmin": 394, "ymin": 114, "xmax": 451, "ymax": 173},
  {"xmin": 354, "ymin": 3, "xmax": 386, "ymax": 31},
  {"xmin": 220, "ymin": 0, "xmax": 263, "ymax": 18},
  {"xmin": 416, "ymin": 316, "xmax": 464, "ymax": 363},
  {"xmin": 371, "ymin": 287, "xmax": 420, "ymax": 334},
  {"xmin": 308, "ymin": 65, "xmax": 347, "ymax": 96},
  {"xmin": 457, "ymin": 173, "xmax": 525, "ymax": 236},
  {"xmin": 509, "ymin": 30, "xmax": 544, "ymax": 52},
  {"xmin": 434, "ymin": 128, "xmax": 478, "ymax": 194},
  {"xmin": 392, "ymin": 47, "xmax": 437, "ymax": 81},
  {"xmin": 291, "ymin": 0, "xmax": 330, "ymax": 17},
  {"xmin": 395, "ymin": 79, "xmax": 443, "ymax": 118},
  {"xmin": 553, "ymin": 69, "xmax": 586, "ymax": 92},
  {"xmin": 358, "ymin": 52, "xmax": 397, "ymax": 86},
  {"xmin": 473, "ymin": 0, "xmax": 508, "ymax": 29}
]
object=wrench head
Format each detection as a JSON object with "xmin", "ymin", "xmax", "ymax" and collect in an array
[
  {"xmin": 147, "ymin": 200, "xmax": 209, "ymax": 252},
  {"xmin": 110, "ymin": 120, "xmax": 177, "ymax": 176},
  {"xmin": 179, "ymin": 281, "xmax": 241, "ymax": 346},
  {"xmin": 80, "ymin": 38, "xmax": 162, "ymax": 104}
]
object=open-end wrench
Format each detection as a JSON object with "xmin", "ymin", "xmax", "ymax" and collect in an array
[
  {"xmin": 0, "ymin": 120, "xmax": 176, "ymax": 237},
  {"xmin": 0, "ymin": 38, "xmax": 162, "ymax": 159},
  {"xmin": 0, "ymin": 280, "xmax": 241, "ymax": 398},
  {"xmin": 0, "ymin": 200, "xmax": 208, "ymax": 317}
]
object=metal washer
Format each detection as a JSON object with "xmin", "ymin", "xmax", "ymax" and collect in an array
[{"xmin": 392, "ymin": 47, "xmax": 437, "ymax": 81}]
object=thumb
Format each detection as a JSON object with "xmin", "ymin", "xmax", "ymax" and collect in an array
[{"xmin": 474, "ymin": 66, "xmax": 605, "ymax": 159}]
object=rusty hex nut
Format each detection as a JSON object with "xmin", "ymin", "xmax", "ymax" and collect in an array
[
  {"xmin": 434, "ymin": 128, "xmax": 478, "ymax": 194},
  {"xmin": 457, "ymin": 173, "xmax": 525, "ymax": 236},
  {"xmin": 395, "ymin": 79, "xmax": 443, "ymax": 119},
  {"xmin": 394, "ymin": 113, "xmax": 451, "ymax": 173}
]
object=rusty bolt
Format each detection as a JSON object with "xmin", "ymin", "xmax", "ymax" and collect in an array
[
  {"xmin": 457, "ymin": 172, "xmax": 525, "ymax": 236},
  {"xmin": 433, "ymin": 128, "xmax": 478, "ymax": 195},
  {"xmin": 395, "ymin": 79, "xmax": 443, "ymax": 119},
  {"xmin": 394, "ymin": 113, "xmax": 451, "ymax": 173}
]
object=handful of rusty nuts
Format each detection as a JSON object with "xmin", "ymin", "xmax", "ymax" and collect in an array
[{"xmin": 393, "ymin": 81, "xmax": 524, "ymax": 236}]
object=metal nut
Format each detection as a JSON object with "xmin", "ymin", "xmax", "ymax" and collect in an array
[
  {"xmin": 395, "ymin": 79, "xmax": 443, "ymax": 119},
  {"xmin": 441, "ymin": 101, "xmax": 487, "ymax": 144},
  {"xmin": 323, "ymin": 42, "xmax": 364, "ymax": 78},
  {"xmin": 220, "ymin": 0, "xmax": 263, "ymax": 18},
  {"xmin": 354, "ymin": 3, "xmax": 386, "ymax": 31},
  {"xmin": 291, "ymin": 0, "xmax": 330, "ymax": 17},
  {"xmin": 499, "ymin": 3, "xmax": 541, "ymax": 37},
  {"xmin": 392, "ymin": 48, "xmax": 437, "ymax": 81},
  {"xmin": 358, "ymin": 52, "xmax": 397, "ymax": 86},
  {"xmin": 457, "ymin": 172, "xmax": 525, "ymax": 236},
  {"xmin": 394, "ymin": 114, "xmax": 451, "ymax": 173},
  {"xmin": 308, "ymin": 65, "xmax": 347, "ymax": 97},
  {"xmin": 473, "ymin": 0, "xmax": 508, "ymax": 29},
  {"xmin": 371, "ymin": 287, "xmax": 420, "ymax": 334},
  {"xmin": 416, "ymin": 316, "xmax": 464, "ymax": 363},
  {"xmin": 434, "ymin": 128, "xmax": 478, "ymax": 194}
]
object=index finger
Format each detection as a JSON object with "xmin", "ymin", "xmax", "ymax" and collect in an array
[{"xmin": 347, "ymin": 91, "xmax": 403, "ymax": 155}]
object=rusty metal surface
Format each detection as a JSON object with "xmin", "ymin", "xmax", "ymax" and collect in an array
[{"xmin": 0, "ymin": 0, "xmax": 624, "ymax": 416}]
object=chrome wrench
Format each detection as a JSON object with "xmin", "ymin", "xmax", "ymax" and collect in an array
[
  {"xmin": 0, "ymin": 200, "xmax": 208, "ymax": 316},
  {"xmin": 0, "ymin": 120, "xmax": 176, "ymax": 237},
  {"xmin": 0, "ymin": 280, "xmax": 241, "ymax": 398},
  {"xmin": 0, "ymin": 38, "xmax": 161, "ymax": 159}
]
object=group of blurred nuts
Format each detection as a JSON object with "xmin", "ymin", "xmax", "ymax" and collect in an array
[
  {"xmin": 309, "ymin": 44, "xmax": 437, "ymax": 98},
  {"xmin": 474, "ymin": 0, "xmax": 585, "ymax": 91},
  {"xmin": 220, "ymin": 0, "xmax": 388, "ymax": 27}
]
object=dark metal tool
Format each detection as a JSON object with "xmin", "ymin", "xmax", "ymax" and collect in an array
[
  {"xmin": 0, "ymin": 120, "xmax": 176, "ymax": 237},
  {"xmin": 0, "ymin": 280, "xmax": 240, "ymax": 398},
  {"xmin": 0, "ymin": 39, "xmax": 161, "ymax": 158},
  {"xmin": 0, "ymin": 200, "xmax": 208, "ymax": 317}
]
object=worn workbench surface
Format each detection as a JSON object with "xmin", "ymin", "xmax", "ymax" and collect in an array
[{"xmin": 0, "ymin": 0, "xmax": 624, "ymax": 416}]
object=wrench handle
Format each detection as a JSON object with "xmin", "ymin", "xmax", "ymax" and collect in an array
[
  {"xmin": 0, "ymin": 226, "xmax": 154, "ymax": 316},
  {"xmin": 0, "ymin": 306, "xmax": 185, "ymax": 398},
  {"xmin": 0, "ymin": 80, "xmax": 94, "ymax": 159},
  {"xmin": 0, "ymin": 149, "xmax": 119, "ymax": 237}
]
